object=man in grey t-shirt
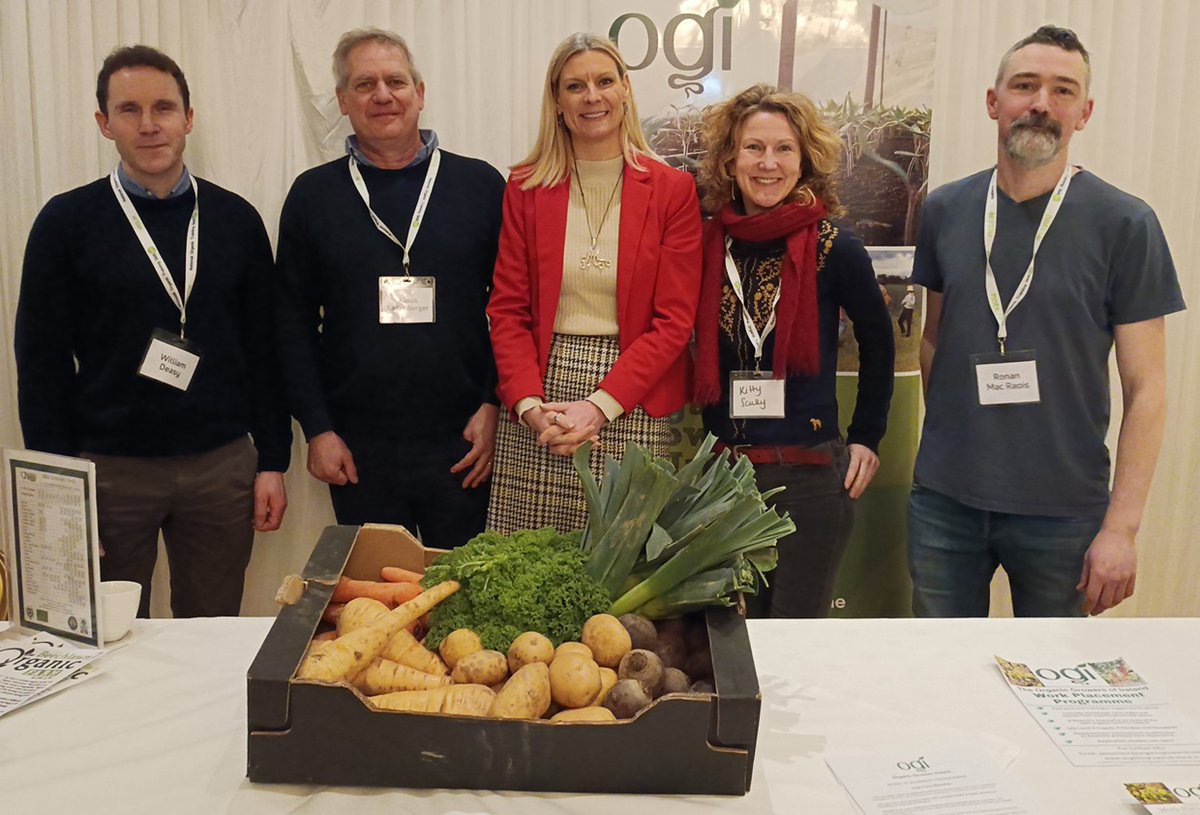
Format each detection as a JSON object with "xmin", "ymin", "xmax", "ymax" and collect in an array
[{"xmin": 908, "ymin": 26, "xmax": 1185, "ymax": 618}]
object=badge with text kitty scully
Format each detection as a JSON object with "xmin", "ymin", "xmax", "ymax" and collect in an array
[{"xmin": 729, "ymin": 370, "xmax": 785, "ymax": 418}]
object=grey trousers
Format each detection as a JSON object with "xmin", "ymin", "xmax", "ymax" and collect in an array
[{"xmin": 83, "ymin": 436, "xmax": 258, "ymax": 617}]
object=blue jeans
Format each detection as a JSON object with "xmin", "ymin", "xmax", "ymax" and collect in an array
[{"xmin": 907, "ymin": 483, "xmax": 1103, "ymax": 618}]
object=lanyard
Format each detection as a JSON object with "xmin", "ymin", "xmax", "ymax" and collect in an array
[
  {"xmin": 110, "ymin": 168, "xmax": 199, "ymax": 339},
  {"xmin": 348, "ymin": 148, "xmax": 441, "ymax": 276},
  {"xmin": 724, "ymin": 237, "xmax": 781, "ymax": 371},
  {"xmin": 983, "ymin": 165, "xmax": 1073, "ymax": 354}
]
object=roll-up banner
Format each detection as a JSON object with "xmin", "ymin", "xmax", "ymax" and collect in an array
[{"xmin": 611, "ymin": 0, "xmax": 936, "ymax": 617}]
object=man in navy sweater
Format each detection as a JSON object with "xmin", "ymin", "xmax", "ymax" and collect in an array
[
  {"xmin": 14, "ymin": 46, "xmax": 292, "ymax": 618},
  {"xmin": 276, "ymin": 29, "xmax": 504, "ymax": 548}
]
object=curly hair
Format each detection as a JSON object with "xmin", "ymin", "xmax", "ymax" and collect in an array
[{"xmin": 698, "ymin": 83, "xmax": 843, "ymax": 216}]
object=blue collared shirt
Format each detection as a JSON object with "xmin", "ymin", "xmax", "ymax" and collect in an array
[
  {"xmin": 116, "ymin": 164, "xmax": 193, "ymax": 199},
  {"xmin": 345, "ymin": 129, "xmax": 439, "ymax": 168}
]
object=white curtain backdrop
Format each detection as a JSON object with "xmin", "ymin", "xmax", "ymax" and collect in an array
[{"xmin": 1, "ymin": 1, "xmax": 1196, "ymax": 617}]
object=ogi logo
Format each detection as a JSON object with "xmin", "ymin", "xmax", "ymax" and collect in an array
[
  {"xmin": 896, "ymin": 756, "xmax": 930, "ymax": 772},
  {"xmin": 1032, "ymin": 664, "xmax": 1099, "ymax": 684},
  {"xmin": 610, "ymin": 0, "xmax": 740, "ymax": 97}
]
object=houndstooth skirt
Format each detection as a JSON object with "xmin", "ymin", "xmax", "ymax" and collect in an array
[{"xmin": 487, "ymin": 334, "xmax": 672, "ymax": 535}]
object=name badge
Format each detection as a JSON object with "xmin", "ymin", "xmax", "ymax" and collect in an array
[
  {"xmin": 729, "ymin": 370, "xmax": 786, "ymax": 418},
  {"xmin": 379, "ymin": 276, "xmax": 436, "ymax": 324},
  {"xmin": 973, "ymin": 350, "xmax": 1040, "ymax": 406},
  {"xmin": 138, "ymin": 328, "xmax": 201, "ymax": 391}
]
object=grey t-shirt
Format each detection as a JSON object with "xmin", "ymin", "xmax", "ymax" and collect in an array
[{"xmin": 913, "ymin": 168, "xmax": 1185, "ymax": 517}]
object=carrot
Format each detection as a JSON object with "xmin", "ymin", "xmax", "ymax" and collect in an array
[
  {"xmin": 368, "ymin": 684, "xmax": 496, "ymax": 717},
  {"xmin": 381, "ymin": 628, "xmax": 448, "ymax": 676},
  {"xmin": 295, "ymin": 580, "xmax": 460, "ymax": 684},
  {"xmin": 380, "ymin": 566, "xmax": 424, "ymax": 584},
  {"xmin": 331, "ymin": 576, "xmax": 424, "ymax": 606},
  {"xmin": 353, "ymin": 657, "xmax": 451, "ymax": 695}
]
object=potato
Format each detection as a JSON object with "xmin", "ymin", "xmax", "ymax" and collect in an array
[
  {"xmin": 549, "ymin": 654, "xmax": 602, "ymax": 709},
  {"xmin": 491, "ymin": 662, "xmax": 551, "ymax": 719},
  {"xmin": 451, "ymin": 649, "xmax": 508, "ymax": 686},
  {"xmin": 550, "ymin": 705, "xmax": 617, "ymax": 723},
  {"xmin": 591, "ymin": 667, "xmax": 618, "ymax": 706},
  {"xmin": 553, "ymin": 641, "xmax": 593, "ymax": 662},
  {"xmin": 507, "ymin": 631, "xmax": 554, "ymax": 674},
  {"xmin": 439, "ymin": 628, "xmax": 483, "ymax": 670},
  {"xmin": 582, "ymin": 614, "xmax": 632, "ymax": 669}
]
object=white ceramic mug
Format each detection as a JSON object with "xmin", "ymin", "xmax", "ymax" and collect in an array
[{"xmin": 100, "ymin": 580, "xmax": 141, "ymax": 642}]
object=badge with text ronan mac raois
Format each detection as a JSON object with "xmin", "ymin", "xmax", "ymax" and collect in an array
[
  {"xmin": 973, "ymin": 349, "xmax": 1040, "ymax": 406},
  {"xmin": 729, "ymin": 370, "xmax": 786, "ymax": 418},
  {"xmin": 137, "ymin": 328, "xmax": 201, "ymax": 392},
  {"xmin": 379, "ymin": 276, "xmax": 436, "ymax": 324}
]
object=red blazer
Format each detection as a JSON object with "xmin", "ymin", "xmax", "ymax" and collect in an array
[{"xmin": 488, "ymin": 157, "xmax": 702, "ymax": 418}]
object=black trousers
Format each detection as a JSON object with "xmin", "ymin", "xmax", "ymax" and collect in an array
[
  {"xmin": 328, "ymin": 428, "xmax": 489, "ymax": 550},
  {"xmin": 744, "ymin": 439, "xmax": 855, "ymax": 619}
]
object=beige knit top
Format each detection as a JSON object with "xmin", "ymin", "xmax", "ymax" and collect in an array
[{"xmin": 554, "ymin": 155, "xmax": 623, "ymax": 335}]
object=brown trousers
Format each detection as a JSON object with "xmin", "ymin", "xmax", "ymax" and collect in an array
[{"xmin": 83, "ymin": 437, "xmax": 257, "ymax": 617}]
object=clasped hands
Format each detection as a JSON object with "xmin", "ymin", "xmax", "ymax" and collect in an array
[{"xmin": 522, "ymin": 400, "xmax": 606, "ymax": 456}]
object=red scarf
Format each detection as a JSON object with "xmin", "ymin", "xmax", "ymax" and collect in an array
[{"xmin": 694, "ymin": 201, "xmax": 826, "ymax": 405}]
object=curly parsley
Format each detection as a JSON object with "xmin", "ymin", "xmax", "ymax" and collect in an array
[{"xmin": 420, "ymin": 528, "xmax": 611, "ymax": 652}]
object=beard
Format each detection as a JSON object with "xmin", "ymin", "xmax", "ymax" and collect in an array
[{"xmin": 1003, "ymin": 112, "xmax": 1063, "ymax": 168}]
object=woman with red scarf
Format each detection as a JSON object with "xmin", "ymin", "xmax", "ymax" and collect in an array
[{"xmin": 695, "ymin": 84, "xmax": 895, "ymax": 618}]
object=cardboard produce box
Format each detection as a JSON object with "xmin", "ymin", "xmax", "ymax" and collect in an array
[{"xmin": 247, "ymin": 524, "xmax": 762, "ymax": 795}]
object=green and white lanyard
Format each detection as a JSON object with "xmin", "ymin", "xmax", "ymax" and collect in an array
[
  {"xmin": 109, "ymin": 168, "xmax": 199, "ymax": 339},
  {"xmin": 724, "ymin": 236, "xmax": 781, "ymax": 372},
  {"xmin": 348, "ymin": 148, "xmax": 441, "ymax": 276},
  {"xmin": 983, "ymin": 165, "xmax": 1073, "ymax": 354}
]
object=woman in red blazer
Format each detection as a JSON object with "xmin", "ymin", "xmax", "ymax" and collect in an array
[{"xmin": 486, "ymin": 32, "xmax": 702, "ymax": 535}]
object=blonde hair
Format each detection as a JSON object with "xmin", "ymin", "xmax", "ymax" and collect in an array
[
  {"xmin": 699, "ymin": 83, "xmax": 844, "ymax": 216},
  {"xmin": 515, "ymin": 33, "xmax": 657, "ymax": 189}
]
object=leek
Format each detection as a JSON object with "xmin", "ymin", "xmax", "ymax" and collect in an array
[{"xmin": 575, "ymin": 432, "xmax": 792, "ymax": 619}]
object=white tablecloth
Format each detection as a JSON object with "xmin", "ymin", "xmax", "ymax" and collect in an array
[{"xmin": 2, "ymin": 617, "xmax": 1197, "ymax": 813}]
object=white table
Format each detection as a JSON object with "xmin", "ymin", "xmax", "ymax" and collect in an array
[{"xmin": 2, "ymin": 617, "xmax": 1197, "ymax": 813}]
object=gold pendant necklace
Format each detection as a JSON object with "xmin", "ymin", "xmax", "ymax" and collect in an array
[{"xmin": 573, "ymin": 156, "xmax": 623, "ymax": 272}]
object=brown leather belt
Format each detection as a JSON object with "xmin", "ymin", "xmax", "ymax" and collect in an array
[{"xmin": 714, "ymin": 442, "xmax": 833, "ymax": 466}]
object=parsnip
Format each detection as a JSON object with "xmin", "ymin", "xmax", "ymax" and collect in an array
[
  {"xmin": 353, "ymin": 657, "xmax": 451, "ymax": 695},
  {"xmin": 368, "ymin": 684, "xmax": 495, "ymax": 717},
  {"xmin": 335, "ymin": 596, "xmax": 390, "ymax": 636},
  {"xmin": 381, "ymin": 627, "xmax": 448, "ymax": 676},
  {"xmin": 296, "ymin": 580, "xmax": 460, "ymax": 683}
]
